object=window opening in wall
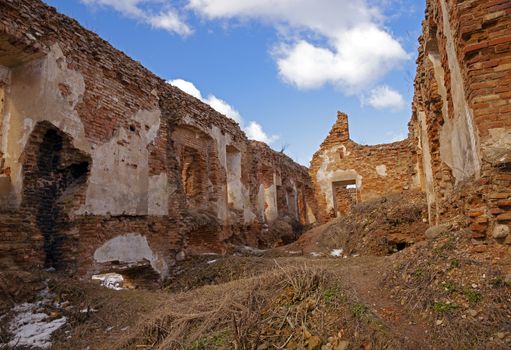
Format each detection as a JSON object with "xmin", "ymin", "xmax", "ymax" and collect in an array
[
  {"xmin": 332, "ymin": 180, "xmax": 358, "ymax": 217},
  {"xmin": 180, "ymin": 146, "xmax": 203, "ymax": 205},
  {"xmin": 286, "ymin": 187, "xmax": 297, "ymax": 219},
  {"xmin": 37, "ymin": 130, "xmax": 64, "ymax": 268},
  {"xmin": 339, "ymin": 146, "xmax": 346, "ymax": 160},
  {"xmin": 296, "ymin": 185, "xmax": 307, "ymax": 224},
  {"xmin": 0, "ymin": 82, "xmax": 5, "ymax": 172},
  {"xmin": 226, "ymin": 145, "xmax": 242, "ymax": 208},
  {"xmin": 261, "ymin": 165, "xmax": 277, "ymax": 221},
  {"xmin": 426, "ymin": 25, "xmax": 439, "ymax": 54},
  {"xmin": 276, "ymin": 184, "xmax": 286, "ymax": 214}
]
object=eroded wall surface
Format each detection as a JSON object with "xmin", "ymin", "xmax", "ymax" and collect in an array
[
  {"xmin": 310, "ymin": 112, "xmax": 420, "ymax": 223},
  {"xmin": 0, "ymin": 0, "xmax": 186, "ymax": 278},
  {"xmin": 161, "ymin": 89, "xmax": 317, "ymax": 249},
  {"xmin": 412, "ymin": 0, "xmax": 511, "ymax": 243},
  {"xmin": 0, "ymin": 0, "xmax": 316, "ymax": 277}
]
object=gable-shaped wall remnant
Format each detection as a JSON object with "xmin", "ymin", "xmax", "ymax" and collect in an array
[{"xmin": 310, "ymin": 112, "xmax": 421, "ymax": 223}]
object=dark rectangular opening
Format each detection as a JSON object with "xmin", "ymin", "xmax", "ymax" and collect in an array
[{"xmin": 332, "ymin": 180, "xmax": 357, "ymax": 217}]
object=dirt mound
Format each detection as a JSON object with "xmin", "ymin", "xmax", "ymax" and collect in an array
[
  {"xmin": 282, "ymin": 191, "xmax": 428, "ymax": 257},
  {"xmin": 166, "ymin": 256, "xmax": 278, "ymax": 293},
  {"xmin": 385, "ymin": 228, "xmax": 511, "ymax": 349}
]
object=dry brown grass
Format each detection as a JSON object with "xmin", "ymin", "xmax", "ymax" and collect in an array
[
  {"xmin": 116, "ymin": 264, "xmax": 326, "ymax": 349},
  {"xmin": 115, "ymin": 261, "xmax": 400, "ymax": 350},
  {"xmin": 45, "ymin": 276, "xmax": 168, "ymax": 350},
  {"xmin": 4, "ymin": 226, "xmax": 509, "ymax": 350}
]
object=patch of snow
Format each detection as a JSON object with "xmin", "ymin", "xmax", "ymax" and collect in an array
[
  {"xmin": 310, "ymin": 252, "xmax": 322, "ymax": 257},
  {"xmin": 330, "ymin": 248, "xmax": 344, "ymax": 257},
  {"xmin": 92, "ymin": 273, "xmax": 124, "ymax": 290},
  {"xmin": 235, "ymin": 245, "xmax": 267, "ymax": 256},
  {"xmin": 207, "ymin": 259, "xmax": 218, "ymax": 265},
  {"xmin": 6, "ymin": 290, "xmax": 67, "ymax": 349},
  {"xmin": 286, "ymin": 250, "xmax": 302, "ymax": 255},
  {"xmin": 79, "ymin": 308, "xmax": 97, "ymax": 313}
]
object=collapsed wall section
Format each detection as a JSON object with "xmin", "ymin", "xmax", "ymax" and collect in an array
[
  {"xmin": 310, "ymin": 112, "xmax": 420, "ymax": 223},
  {"xmin": 412, "ymin": 0, "xmax": 511, "ymax": 243}
]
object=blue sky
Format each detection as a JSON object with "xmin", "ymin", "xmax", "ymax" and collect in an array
[{"xmin": 44, "ymin": 0, "xmax": 425, "ymax": 165}]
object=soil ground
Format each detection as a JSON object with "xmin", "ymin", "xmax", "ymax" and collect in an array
[{"xmin": 1, "ymin": 192, "xmax": 510, "ymax": 349}]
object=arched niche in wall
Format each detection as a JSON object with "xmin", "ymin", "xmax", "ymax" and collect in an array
[
  {"xmin": 21, "ymin": 121, "xmax": 91, "ymax": 271},
  {"xmin": 260, "ymin": 163, "xmax": 278, "ymax": 222},
  {"xmin": 296, "ymin": 182, "xmax": 308, "ymax": 225},
  {"xmin": 180, "ymin": 145, "xmax": 205, "ymax": 206},
  {"xmin": 171, "ymin": 125, "xmax": 216, "ymax": 210},
  {"xmin": 0, "ymin": 77, "xmax": 7, "ymax": 182},
  {"xmin": 281, "ymin": 180, "xmax": 298, "ymax": 220},
  {"xmin": 0, "ymin": 66, "xmax": 15, "ymax": 208},
  {"xmin": 225, "ymin": 145, "xmax": 242, "ymax": 210}
]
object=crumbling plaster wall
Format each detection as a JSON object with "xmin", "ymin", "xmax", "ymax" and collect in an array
[
  {"xmin": 311, "ymin": 112, "xmax": 420, "ymax": 223},
  {"xmin": 3, "ymin": 44, "xmax": 90, "ymax": 205},
  {"xmin": 0, "ymin": 0, "xmax": 319, "ymax": 274},
  {"xmin": 77, "ymin": 108, "xmax": 167, "ymax": 216},
  {"xmin": 412, "ymin": 0, "xmax": 511, "ymax": 242},
  {"xmin": 0, "ymin": 0, "xmax": 188, "ymax": 277},
  {"xmin": 163, "ymin": 88, "xmax": 317, "ymax": 247},
  {"xmin": 93, "ymin": 233, "xmax": 168, "ymax": 277},
  {"xmin": 0, "ymin": 65, "xmax": 13, "ymax": 208}
]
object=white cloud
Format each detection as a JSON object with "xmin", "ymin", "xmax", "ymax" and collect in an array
[
  {"xmin": 188, "ymin": 0, "xmax": 409, "ymax": 92},
  {"xmin": 169, "ymin": 78, "xmax": 202, "ymax": 99},
  {"xmin": 244, "ymin": 121, "xmax": 279, "ymax": 144},
  {"xmin": 147, "ymin": 10, "xmax": 192, "ymax": 35},
  {"xmin": 276, "ymin": 25, "xmax": 408, "ymax": 91},
  {"xmin": 82, "ymin": 0, "xmax": 409, "ymax": 92},
  {"xmin": 205, "ymin": 95, "xmax": 242, "ymax": 124},
  {"xmin": 168, "ymin": 79, "xmax": 278, "ymax": 144},
  {"xmin": 187, "ymin": 0, "xmax": 377, "ymax": 28},
  {"xmin": 365, "ymin": 85, "xmax": 406, "ymax": 110},
  {"xmin": 81, "ymin": 0, "xmax": 192, "ymax": 36},
  {"xmin": 168, "ymin": 79, "xmax": 242, "ymax": 123}
]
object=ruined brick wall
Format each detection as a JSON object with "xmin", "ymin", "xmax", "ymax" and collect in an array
[
  {"xmin": 0, "ymin": 0, "xmax": 189, "ymax": 277},
  {"xmin": 160, "ymin": 88, "xmax": 317, "ymax": 249},
  {"xmin": 0, "ymin": 0, "xmax": 317, "ymax": 276},
  {"xmin": 310, "ymin": 112, "xmax": 420, "ymax": 223},
  {"xmin": 412, "ymin": 0, "xmax": 511, "ymax": 243},
  {"xmin": 249, "ymin": 141, "xmax": 316, "ymax": 223}
]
